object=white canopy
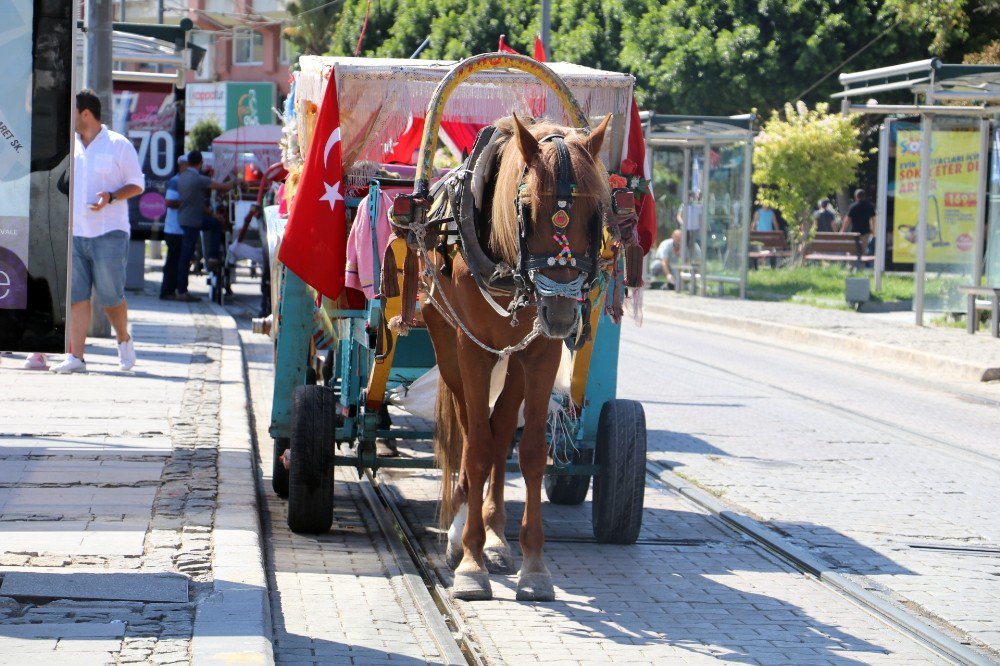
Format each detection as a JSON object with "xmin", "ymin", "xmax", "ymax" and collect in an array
[
  {"xmin": 211, "ymin": 124, "xmax": 284, "ymax": 182},
  {"xmin": 292, "ymin": 56, "xmax": 635, "ymax": 178}
]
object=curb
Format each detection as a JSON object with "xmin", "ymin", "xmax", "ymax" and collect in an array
[
  {"xmin": 643, "ymin": 301, "xmax": 1000, "ymax": 383},
  {"xmin": 191, "ymin": 302, "xmax": 274, "ymax": 665}
]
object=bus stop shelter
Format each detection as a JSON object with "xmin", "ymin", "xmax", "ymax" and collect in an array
[
  {"xmin": 835, "ymin": 58, "xmax": 1000, "ymax": 325},
  {"xmin": 644, "ymin": 113, "xmax": 755, "ymax": 298}
]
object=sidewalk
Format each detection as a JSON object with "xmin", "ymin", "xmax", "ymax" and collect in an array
[
  {"xmin": 0, "ymin": 286, "xmax": 270, "ymax": 664},
  {"xmin": 642, "ymin": 290, "xmax": 1000, "ymax": 382}
]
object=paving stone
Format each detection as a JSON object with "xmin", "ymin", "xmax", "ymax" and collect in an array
[{"xmin": 1, "ymin": 571, "xmax": 188, "ymax": 603}]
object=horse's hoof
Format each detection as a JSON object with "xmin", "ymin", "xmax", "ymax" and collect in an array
[
  {"xmin": 516, "ymin": 571, "xmax": 555, "ymax": 602},
  {"xmin": 445, "ymin": 542, "xmax": 463, "ymax": 570},
  {"xmin": 451, "ymin": 571, "xmax": 492, "ymax": 601},
  {"xmin": 483, "ymin": 545, "xmax": 517, "ymax": 574}
]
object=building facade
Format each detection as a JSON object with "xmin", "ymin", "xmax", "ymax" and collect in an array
[{"xmin": 102, "ymin": 0, "xmax": 294, "ymax": 97}]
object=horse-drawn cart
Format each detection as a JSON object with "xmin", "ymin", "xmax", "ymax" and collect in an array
[{"xmin": 266, "ymin": 53, "xmax": 649, "ymax": 599}]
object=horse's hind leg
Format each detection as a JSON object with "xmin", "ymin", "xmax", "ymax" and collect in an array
[
  {"xmin": 514, "ymin": 342, "xmax": 562, "ymax": 601},
  {"xmin": 482, "ymin": 360, "xmax": 524, "ymax": 574},
  {"xmin": 451, "ymin": 337, "xmax": 497, "ymax": 601}
]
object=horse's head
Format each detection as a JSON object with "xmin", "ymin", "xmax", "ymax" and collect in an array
[{"xmin": 491, "ymin": 113, "xmax": 612, "ymax": 339}]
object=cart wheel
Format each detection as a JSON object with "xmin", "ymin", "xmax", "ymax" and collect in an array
[
  {"xmin": 272, "ymin": 437, "xmax": 289, "ymax": 498},
  {"xmin": 287, "ymin": 385, "xmax": 336, "ymax": 534},
  {"xmin": 544, "ymin": 448, "xmax": 592, "ymax": 505},
  {"xmin": 592, "ymin": 399, "xmax": 646, "ymax": 544}
]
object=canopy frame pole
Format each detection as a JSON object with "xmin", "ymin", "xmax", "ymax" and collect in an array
[
  {"xmin": 915, "ymin": 112, "xmax": 932, "ymax": 325},
  {"xmin": 875, "ymin": 118, "xmax": 892, "ymax": 291},
  {"xmin": 700, "ymin": 142, "xmax": 712, "ymax": 297}
]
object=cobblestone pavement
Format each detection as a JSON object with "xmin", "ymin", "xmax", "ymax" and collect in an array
[
  {"xmin": 621, "ymin": 313, "xmax": 1000, "ymax": 660},
  {"xmin": 382, "ymin": 440, "xmax": 942, "ymax": 664},
  {"xmin": 0, "ymin": 285, "xmax": 266, "ymax": 665},
  {"xmin": 235, "ymin": 309, "xmax": 447, "ymax": 665}
]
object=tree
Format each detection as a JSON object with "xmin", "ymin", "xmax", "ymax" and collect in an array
[
  {"xmin": 286, "ymin": 0, "xmax": 343, "ymax": 56},
  {"xmin": 752, "ymin": 102, "xmax": 865, "ymax": 261},
  {"xmin": 186, "ymin": 118, "xmax": 222, "ymax": 153}
]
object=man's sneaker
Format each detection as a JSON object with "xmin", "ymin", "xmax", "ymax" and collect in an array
[
  {"xmin": 118, "ymin": 338, "xmax": 136, "ymax": 371},
  {"xmin": 50, "ymin": 355, "xmax": 86, "ymax": 374},
  {"xmin": 23, "ymin": 353, "xmax": 48, "ymax": 370}
]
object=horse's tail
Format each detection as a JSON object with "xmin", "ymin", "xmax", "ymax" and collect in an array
[{"xmin": 434, "ymin": 378, "xmax": 464, "ymax": 531}]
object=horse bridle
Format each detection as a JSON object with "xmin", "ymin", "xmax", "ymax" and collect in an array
[{"xmin": 513, "ymin": 134, "xmax": 602, "ymax": 305}]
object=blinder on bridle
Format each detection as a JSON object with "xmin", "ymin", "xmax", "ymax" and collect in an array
[{"xmin": 514, "ymin": 134, "xmax": 602, "ymax": 308}]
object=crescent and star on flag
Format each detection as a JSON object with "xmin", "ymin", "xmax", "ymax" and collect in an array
[{"xmin": 319, "ymin": 126, "xmax": 343, "ymax": 211}]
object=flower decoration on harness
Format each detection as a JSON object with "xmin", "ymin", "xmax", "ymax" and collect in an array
[{"xmin": 549, "ymin": 233, "xmax": 575, "ymax": 267}]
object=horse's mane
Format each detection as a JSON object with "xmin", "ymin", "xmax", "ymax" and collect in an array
[{"xmin": 489, "ymin": 117, "xmax": 610, "ymax": 266}]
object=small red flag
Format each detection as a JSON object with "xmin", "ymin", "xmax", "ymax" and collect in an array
[
  {"xmin": 498, "ymin": 35, "xmax": 519, "ymax": 54},
  {"xmin": 278, "ymin": 71, "xmax": 348, "ymax": 300},
  {"xmin": 534, "ymin": 35, "xmax": 547, "ymax": 62}
]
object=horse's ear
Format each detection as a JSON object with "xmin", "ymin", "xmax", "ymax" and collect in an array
[
  {"xmin": 582, "ymin": 114, "xmax": 612, "ymax": 158},
  {"xmin": 512, "ymin": 113, "xmax": 539, "ymax": 164}
]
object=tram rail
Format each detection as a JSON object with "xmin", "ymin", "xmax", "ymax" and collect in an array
[{"xmin": 645, "ymin": 461, "xmax": 991, "ymax": 666}]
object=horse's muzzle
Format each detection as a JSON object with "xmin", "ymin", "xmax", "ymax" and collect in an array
[{"xmin": 537, "ymin": 296, "xmax": 580, "ymax": 339}]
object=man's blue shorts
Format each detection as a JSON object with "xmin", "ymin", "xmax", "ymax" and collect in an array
[{"xmin": 71, "ymin": 230, "xmax": 129, "ymax": 307}]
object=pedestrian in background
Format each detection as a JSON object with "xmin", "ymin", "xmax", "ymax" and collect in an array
[
  {"xmin": 841, "ymin": 188, "xmax": 877, "ymax": 256},
  {"xmin": 752, "ymin": 203, "xmax": 776, "ymax": 231},
  {"xmin": 813, "ymin": 198, "xmax": 839, "ymax": 233},
  {"xmin": 175, "ymin": 150, "xmax": 233, "ymax": 302},
  {"xmin": 50, "ymin": 89, "xmax": 144, "ymax": 374},
  {"xmin": 159, "ymin": 154, "xmax": 188, "ymax": 300}
]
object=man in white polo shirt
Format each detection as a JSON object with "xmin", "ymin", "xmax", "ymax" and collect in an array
[{"xmin": 50, "ymin": 89, "xmax": 145, "ymax": 374}]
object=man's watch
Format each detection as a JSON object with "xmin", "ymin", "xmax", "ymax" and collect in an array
[{"xmin": 107, "ymin": 192, "xmax": 116, "ymax": 203}]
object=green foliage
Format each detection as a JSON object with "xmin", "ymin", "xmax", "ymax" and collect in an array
[
  {"xmin": 285, "ymin": 0, "xmax": 343, "ymax": 56},
  {"xmin": 305, "ymin": 0, "xmax": 1000, "ymax": 117},
  {"xmin": 747, "ymin": 265, "xmax": 915, "ymax": 309},
  {"xmin": 752, "ymin": 102, "xmax": 864, "ymax": 255},
  {"xmin": 186, "ymin": 118, "xmax": 222, "ymax": 153}
]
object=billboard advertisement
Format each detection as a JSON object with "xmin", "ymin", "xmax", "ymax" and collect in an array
[
  {"xmin": 113, "ymin": 88, "xmax": 178, "ymax": 240},
  {"xmin": 0, "ymin": 0, "xmax": 74, "ymax": 351},
  {"xmin": 892, "ymin": 128, "xmax": 981, "ymax": 264},
  {"xmin": 0, "ymin": 0, "xmax": 35, "ymax": 311},
  {"xmin": 185, "ymin": 82, "xmax": 275, "ymax": 132}
]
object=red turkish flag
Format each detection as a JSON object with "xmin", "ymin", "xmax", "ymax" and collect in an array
[
  {"xmin": 623, "ymin": 98, "xmax": 656, "ymax": 254},
  {"xmin": 278, "ymin": 71, "xmax": 347, "ymax": 300},
  {"xmin": 498, "ymin": 35, "xmax": 518, "ymax": 54}
]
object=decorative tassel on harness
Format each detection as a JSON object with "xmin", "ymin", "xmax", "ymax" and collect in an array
[
  {"xmin": 380, "ymin": 238, "xmax": 401, "ymax": 299},
  {"xmin": 604, "ymin": 187, "xmax": 644, "ymax": 323}
]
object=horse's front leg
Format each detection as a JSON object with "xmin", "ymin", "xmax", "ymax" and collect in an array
[
  {"xmin": 482, "ymin": 359, "xmax": 525, "ymax": 574},
  {"xmin": 514, "ymin": 341, "xmax": 561, "ymax": 601},
  {"xmin": 451, "ymin": 337, "xmax": 497, "ymax": 601}
]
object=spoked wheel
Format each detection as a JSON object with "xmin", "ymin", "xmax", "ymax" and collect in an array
[
  {"xmin": 271, "ymin": 437, "xmax": 289, "ymax": 498},
  {"xmin": 287, "ymin": 385, "xmax": 336, "ymax": 533},
  {"xmin": 592, "ymin": 399, "xmax": 646, "ymax": 544},
  {"xmin": 544, "ymin": 448, "xmax": 593, "ymax": 505}
]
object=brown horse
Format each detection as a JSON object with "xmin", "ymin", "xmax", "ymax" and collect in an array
[{"xmin": 422, "ymin": 113, "xmax": 611, "ymax": 601}]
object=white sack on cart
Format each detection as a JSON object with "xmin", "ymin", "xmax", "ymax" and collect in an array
[
  {"xmin": 389, "ymin": 347, "xmax": 573, "ymax": 428},
  {"xmin": 228, "ymin": 240, "xmax": 264, "ymax": 263}
]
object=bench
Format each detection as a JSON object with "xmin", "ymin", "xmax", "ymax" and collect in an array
[
  {"xmin": 748, "ymin": 231, "xmax": 789, "ymax": 269},
  {"xmin": 957, "ymin": 286, "xmax": 1000, "ymax": 337},
  {"xmin": 804, "ymin": 232, "xmax": 874, "ymax": 266}
]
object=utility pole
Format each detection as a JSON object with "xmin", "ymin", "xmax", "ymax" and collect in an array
[
  {"xmin": 157, "ymin": 0, "xmax": 163, "ymax": 24},
  {"xmin": 85, "ymin": 0, "xmax": 113, "ymax": 117},
  {"xmin": 119, "ymin": 0, "xmax": 125, "ymax": 21},
  {"xmin": 540, "ymin": 0, "xmax": 550, "ymax": 60},
  {"xmin": 85, "ymin": 0, "xmax": 115, "ymax": 337}
]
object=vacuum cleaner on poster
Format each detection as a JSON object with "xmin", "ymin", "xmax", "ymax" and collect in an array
[{"xmin": 893, "ymin": 129, "xmax": 980, "ymax": 265}]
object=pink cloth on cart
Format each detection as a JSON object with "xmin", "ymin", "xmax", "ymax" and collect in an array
[{"xmin": 345, "ymin": 187, "xmax": 408, "ymax": 299}]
